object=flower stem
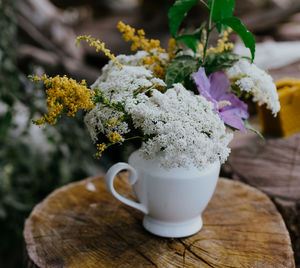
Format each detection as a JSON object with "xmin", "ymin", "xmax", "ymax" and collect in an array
[
  {"xmin": 124, "ymin": 136, "xmax": 143, "ymax": 142},
  {"xmin": 203, "ymin": 0, "xmax": 215, "ymax": 63},
  {"xmin": 199, "ymin": 0, "xmax": 209, "ymax": 8}
]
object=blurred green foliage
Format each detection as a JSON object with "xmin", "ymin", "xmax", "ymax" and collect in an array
[{"xmin": 0, "ymin": 1, "xmax": 101, "ymax": 266}]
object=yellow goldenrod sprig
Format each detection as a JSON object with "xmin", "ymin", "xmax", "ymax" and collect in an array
[
  {"xmin": 168, "ymin": 38, "xmax": 177, "ymax": 61},
  {"xmin": 207, "ymin": 28, "xmax": 234, "ymax": 54},
  {"xmin": 30, "ymin": 74, "xmax": 95, "ymax": 126},
  {"xmin": 116, "ymin": 21, "xmax": 170, "ymax": 79},
  {"xmin": 94, "ymin": 142, "xmax": 107, "ymax": 159},
  {"xmin": 104, "ymin": 118, "xmax": 121, "ymax": 127},
  {"xmin": 142, "ymin": 55, "xmax": 166, "ymax": 79},
  {"xmin": 117, "ymin": 21, "xmax": 165, "ymax": 53},
  {"xmin": 93, "ymin": 135, "xmax": 143, "ymax": 160},
  {"xmin": 76, "ymin": 35, "xmax": 122, "ymax": 70},
  {"xmin": 107, "ymin": 132, "xmax": 123, "ymax": 144}
]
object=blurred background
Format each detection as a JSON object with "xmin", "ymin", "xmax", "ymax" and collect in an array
[{"xmin": 1, "ymin": 0, "xmax": 300, "ymax": 267}]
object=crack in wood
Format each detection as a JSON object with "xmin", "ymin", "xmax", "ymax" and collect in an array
[
  {"xmin": 100, "ymin": 221, "xmax": 158, "ymax": 267},
  {"xmin": 178, "ymin": 239, "xmax": 215, "ymax": 268},
  {"xmin": 135, "ymin": 249, "xmax": 158, "ymax": 267}
]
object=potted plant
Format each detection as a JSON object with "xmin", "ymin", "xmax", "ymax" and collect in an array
[{"xmin": 30, "ymin": 0, "xmax": 280, "ymax": 237}]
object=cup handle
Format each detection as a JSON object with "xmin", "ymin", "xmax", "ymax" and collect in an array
[{"xmin": 105, "ymin": 162, "xmax": 148, "ymax": 214}]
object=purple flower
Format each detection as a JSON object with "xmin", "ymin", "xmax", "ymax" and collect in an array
[{"xmin": 193, "ymin": 67, "xmax": 249, "ymax": 132}]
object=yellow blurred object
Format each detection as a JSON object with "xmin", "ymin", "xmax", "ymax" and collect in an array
[{"xmin": 257, "ymin": 78, "xmax": 300, "ymax": 137}]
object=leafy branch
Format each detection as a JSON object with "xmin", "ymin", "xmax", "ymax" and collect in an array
[{"xmin": 168, "ymin": 0, "xmax": 256, "ymax": 61}]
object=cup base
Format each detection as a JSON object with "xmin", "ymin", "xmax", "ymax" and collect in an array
[{"xmin": 143, "ymin": 215, "xmax": 203, "ymax": 238}]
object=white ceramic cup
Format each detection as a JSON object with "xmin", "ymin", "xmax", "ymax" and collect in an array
[{"xmin": 105, "ymin": 150, "xmax": 220, "ymax": 238}]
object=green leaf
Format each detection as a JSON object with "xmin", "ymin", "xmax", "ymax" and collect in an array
[
  {"xmin": 176, "ymin": 35, "xmax": 199, "ymax": 52},
  {"xmin": 220, "ymin": 17, "xmax": 256, "ymax": 61},
  {"xmin": 211, "ymin": 0, "xmax": 234, "ymax": 32},
  {"xmin": 244, "ymin": 119, "xmax": 265, "ymax": 140},
  {"xmin": 204, "ymin": 51, "xmax": 239, "ymax": 74},
  {"xmin": 168, "ymin": 0, "xmax": 199, "ymax": 38},
  {"xmin": 165, "ymin": 55, "xmax": 200, "ymax": 88},
  {"xmin": 175, "ymin": 24, "xmax": 205, "ymax": 52},
  {"xmin": 211, "ymin": 0, "xmax": 234, "ymax": 21}
]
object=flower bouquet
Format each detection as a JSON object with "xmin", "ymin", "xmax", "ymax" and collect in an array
[{"xmin": 30, "ymin": 0, "xmax": 280, "ymax": 237}]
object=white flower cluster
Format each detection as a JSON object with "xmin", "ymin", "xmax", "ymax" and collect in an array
[
  {"xmin": 92, "ymin": 65, "xmax": 153, "ymax": 102},
  {"xmin": 85, "ymin": 53, "xmax": 166, "ymax": 142},
  {"xmin": 226, "ymin": 59, "xmax": 280, "ymax": 116},
  {"xmin": 85, "ymin": 52, "xmax": 232, "ymax": 169},
  {"xmin": 126, "ymin": 84, "xmax": 232, "ymax": 169}
]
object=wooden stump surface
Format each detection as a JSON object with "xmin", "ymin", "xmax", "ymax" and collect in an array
[
  {"xmin": 24, "ymin": 174, "xmax": 295, "ymax": 268},
  {"xmin": 227, "ymin": 132, "xmax": 300, "ymax": 265}
]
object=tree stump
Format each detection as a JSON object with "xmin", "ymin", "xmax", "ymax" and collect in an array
[
  {"xmin": 24, "ymin": 174, "xmax": 295, "ymax": 268},
  {"xmin": 226, "ymin": 132, "xmax": 300, "ymax": 266}
]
